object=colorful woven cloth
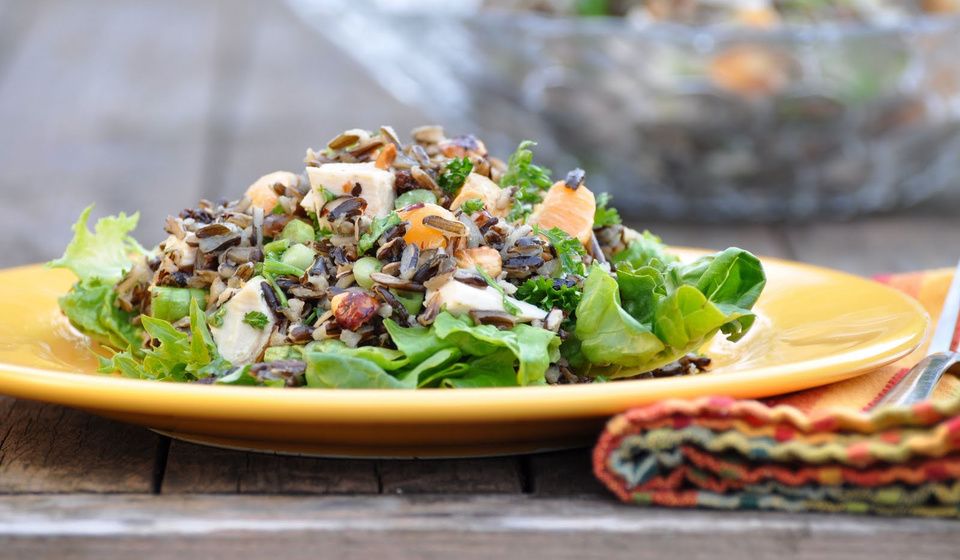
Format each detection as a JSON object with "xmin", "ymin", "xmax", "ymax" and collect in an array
[{"xmin": 594, "ymin": 269, "xmax": 960, "ymax": 517}]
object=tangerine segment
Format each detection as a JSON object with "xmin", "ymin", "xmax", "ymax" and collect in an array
[
  {"xmin": 450, "ymin": 173, "xmax": 508, "ymax": 217},
  {"xmin": 528, "ymin": 180, "xmax": 596, "ymax": 245},
  {"xmin": 245, "ymin": 171, "xmax": 299, "ymax": 213},
  {"xmin": 397, "ymin": 203, "xmax": 458, "ymax": 250}
]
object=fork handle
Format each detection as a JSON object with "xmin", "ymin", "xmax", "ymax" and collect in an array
[{"xmin": 873, "ymin": 352, "xmax": 960, "ymax": 409}]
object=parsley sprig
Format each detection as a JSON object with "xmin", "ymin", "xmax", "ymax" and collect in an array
[
  {"xmin": 243, "ymin": 311, "xmax": 270, "ymax": 330},
  {"xmin": 593, "ymin": 192, "xmax": 621, "ymax": 228},
  {"xmin": 460, "ymin": 198, "xmax": 485, "ymax": 214},
  {"xmin": 536, "ymin": 226, "xmax": 586, "ymax": 277},
  {"xmin": 514, "ymin": 277, "xmax": 582, "ymax": 316},
  {"xmin": 502, "ymin": 141, "xmax": 552, "ymax": 222},
  {"xmin": 438, "ymin": 157, "xmax": 473, "ymax": 194}
]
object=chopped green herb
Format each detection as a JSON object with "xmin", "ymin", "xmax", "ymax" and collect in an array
[
  {"xmin": 593, "ymin": 192, "xmax": 622, "ymax": 228},
  {"xmin": 535, "ymin": 226, "xmax": 586, "ymax": 277},
  {"xmin": 208, "ymin": 305, "xmax": 227, "ymax": 328},
  {"xmin": 243, "ymin": 311, "xmax": 270, "ymax": 330},
  {"xmin": 438, "ymin": 157, "xmax": 473, "ymax": 194},
  {"xmin": 460, "ymin": 198, "xmax": 485, "ymax": 214},
  {"xmin": 358, "ymin": 212, "xmax": 401, "ymax": 254},
  {"xmin": 575, "ymin": 0, "xmax": 609, "ymax": 16},
  {"xmin": 515, "ymin": 277, "xmax": 582, "ymax": 316},
  {"xmin": 502, "ymin": 141, "xmax": 553, "ymax": 222},
  {"xmin": 475, "ymin": 266, "xmax": 521, "ymax": 316}
]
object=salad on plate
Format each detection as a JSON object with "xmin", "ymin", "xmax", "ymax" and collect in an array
[{"xmin": 49, "ymin": 125, "xmax": 765, "ymax": 389}]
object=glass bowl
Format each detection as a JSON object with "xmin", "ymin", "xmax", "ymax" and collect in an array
[{"xmin": 288, "ymin": 0, "xmax": 960, "ymax": 220}]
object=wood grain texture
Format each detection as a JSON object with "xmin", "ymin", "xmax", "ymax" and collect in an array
[
  {"xmin": 162, "ymin": 440, "xmax": 378, "ymax": 494},
  {"xmin": 0, "ymin": 495, "xmax": 957, "ymax": 560},
  {"xmin": 526, "ymin": 449, "xmax": 607, "ymax": 496},
  {"xmin": 379, "ymin": 458, "xmax": 523, "ymax": 494},
  {"xmin": 0, "ymin": 398, "xmax": 158, "ymax": 493}
]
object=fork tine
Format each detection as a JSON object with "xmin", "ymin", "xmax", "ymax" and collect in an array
[{"xmin": 927, "ymin": 259, "xmax": 960, "ymax": 355}]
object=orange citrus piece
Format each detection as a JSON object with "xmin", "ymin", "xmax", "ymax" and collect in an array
[
  {"xmin": 397, "ymin": 203, "xmax": 458, "ymax": 250},
  {"xmin": 528, "ymin": 180, "xmax": 596, "ymax": 245},
  {"xmin": 450, "ymin": 173, "xmax": 507, "ymax": 217}
]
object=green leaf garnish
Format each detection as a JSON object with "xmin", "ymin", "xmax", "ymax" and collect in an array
[
  {"xmin": 502, "ymin": 141, "xmax": 552, "ymax": 222},
  {"xmin": 438, "ymin": 157, "xmax": 473, "ymax": 194},
  {"xmin": 358, "ymin": 212, "xmax": 401, "ymax": 254},
  {"xmin": 593, "ymin": 192, "xmax": 622, "ymax": 228},
  {"xmin": 459, "ymin": 198, "xmax": 485, "ymax": 214},
  {"xmin": 243, "ymin": 311, "xmax": 270, "ymax": 330},
  {"xmin": 536, "ymin": 226, "xmax": 586, "ymax": 277},
  {"xmin": 515, "ymin": 277, "xmax": 581, "ymax": 316}
]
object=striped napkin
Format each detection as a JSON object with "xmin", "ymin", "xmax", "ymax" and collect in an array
[{"xmin": 594, "ymin": 269, "xmax": 960, "ymax": 517}]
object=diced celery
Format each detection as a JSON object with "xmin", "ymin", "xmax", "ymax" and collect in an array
[
  {"xmin": 353, "ymin": 256, "xmax": 382, "ymax": 289},
  {"xmin": 264, "ymin": 345, "xmax": 304, "ymax": 362},
  {"xmin": 279, "ymin": 219, "xmax": 315, "ymax": 244},
  {"xmin": 394, "ymin": 189, "xmax": 437, "ymax": 209},
  {"xmin": 280, "ymin": 243, "xmax": 316, "ymax": 272},
  {"xmin": 150, "ymin": 287, "xmax": 206, "ymax": 323}
]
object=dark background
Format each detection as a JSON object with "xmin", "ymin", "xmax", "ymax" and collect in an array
[{"xmin": 0, "ymin": 0, "xmax": 957, "ymax": 275}]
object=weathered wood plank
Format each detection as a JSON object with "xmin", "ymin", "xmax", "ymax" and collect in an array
[
  {"xmin": 0, "ymin": 494, "xmax": 956, "ymax": 560},
  {"xmin": 379, "ymin": 458, "xmax": 523, "ymax": 494},
  {"xmin": 162, "ymin": 441, "xmax": 378, "ymax": 494},
  {"xmin": 0, "ymin": 0, "xmax": 226, "ymax": 267},
  {"xmin": 526, "ymin": 449, "xmax": 606, "ymax": 496},
  {"xmin": 0, "ymin": 398, "xmax": 158, "ymax": 493}
]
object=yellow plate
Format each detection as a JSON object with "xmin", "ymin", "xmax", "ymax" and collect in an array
[{"xmin": 0, "ymin": 251, "xmax": 928, "ymax": 458}]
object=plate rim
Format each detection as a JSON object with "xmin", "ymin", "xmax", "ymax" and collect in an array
[{"xmin": 0, "ymin": 252, "xmax": 930, "ymax": 423}]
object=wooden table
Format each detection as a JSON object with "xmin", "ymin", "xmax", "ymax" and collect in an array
[{"xmin": 0, "ymin": 1, "xmax": 958, "ymax": 557}]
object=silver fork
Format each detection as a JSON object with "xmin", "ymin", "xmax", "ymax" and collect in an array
[{"xmin": 873, "ymin": 259, "xmax": 960, "ymax": 408}]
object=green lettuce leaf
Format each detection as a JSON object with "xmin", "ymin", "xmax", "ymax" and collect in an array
[
  {"xmin": 574, "ymin": 269, "xmax": 665, "ymax": 370},
  {"xmin": 573, "ymin": 247, "xmax": 765, "ymax": 376},
  {"xmin": 441, "ymin": 350, "xmax": 518, "ymax": 388},
  {"xmin": 98, "ymin": 300, "xmax": 231, "ymax": 381},
  {"xmin": 304, "ymin": 312, "xmax": 561, "ymax": 388},
  {"xmin": 431, "ymin": 313, "xmax": 560, "ymax": 386},
  {"xmin": 304, "ymin": 352, "xmax": 414, "ymax": 389},
  {"xmin": 48, "ymin": 204, "xmax": 145, "ymax": 283},
  {"xmin": 58, "ymin": 278, "xmax": 143, "ymax": 352},
  {"xmin": 307, "ymin": 339, "xmax": 409, "ymax": 371},
  {"xmin": 676, "ymin": 248, "xmax": 765, "ymax": 341}
]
